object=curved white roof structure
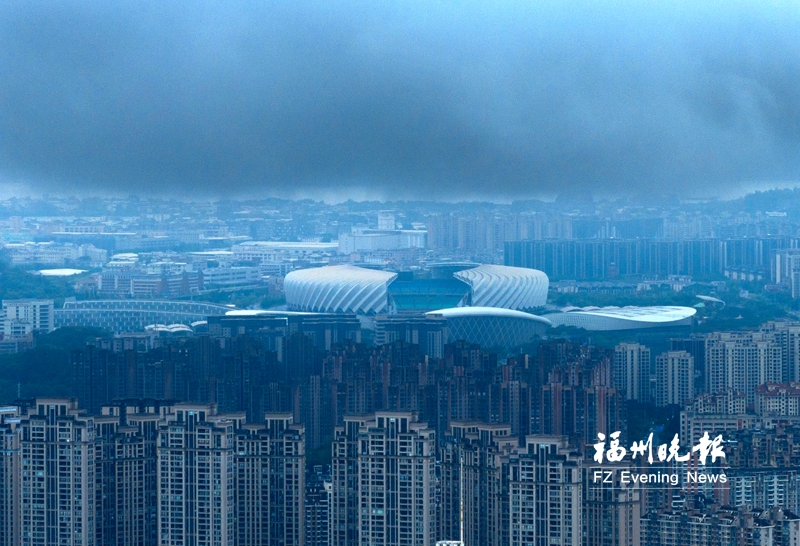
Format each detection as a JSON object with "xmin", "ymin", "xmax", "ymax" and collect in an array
[
  {"xmin": 426, "ymin": 306, "xmax": 552, "ymax": 325},
  {"xmin": 284, "ymin": 264, "xmax": 549, "ymax": 315},
  {"xmin": 426, "ymin": 306, "xmax": 551, "ymax": 348},
  {"xmin": 546, "ymin": 306, "xmax": 697, "ymax": 331},
  {"xmin": 36, "ymin": 269, "xmax": 87, "ymax": 276},
  {"xmin": 145, "ymin": 323, "xmax": 194, "ymax": 334},
  {"xmin": 454, "ymin": 264, "xmax": 548, "ymax": 310},
  {"xmin": 224, "ymin": 309, "xmax": 319, "ymax": 317},
  {"xmin": 284, "ymin": 265, "xmax": 398, "ymax": 315},
  {"xmin": 697, "ymin": 295, "xmax": 726, "ymax": 306}
]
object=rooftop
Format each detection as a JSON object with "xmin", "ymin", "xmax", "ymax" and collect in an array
[
  {"xmin": 556, "ymin": 305, "xmax": 697, "ymax": 322},
  {"xmin": 426, "ymin": 306, "xmax": 552, "ymax": 326}
]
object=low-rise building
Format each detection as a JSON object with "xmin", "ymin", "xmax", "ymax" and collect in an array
[{"xmin": 755, "ymin": 382, "xmax": 800, "ymax": 416}]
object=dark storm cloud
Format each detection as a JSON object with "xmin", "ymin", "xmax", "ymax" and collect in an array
[{"xmin": 1, "ymin": 1, "xmax": 799, "ymax": 199}]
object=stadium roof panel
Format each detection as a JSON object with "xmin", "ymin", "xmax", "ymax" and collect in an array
[
  {"xmin": 425, "ymin": 306, "xmax": 551, "ymax": 348},
  {"xmin": 426, "ymin": 306, "xmax": 552, "ymax": 326},
  {"xmin": 559, "ymin": 305, "xmax": 697, "ymax": 322},
  {"xmin": 547, "ymin": 305, "xmax": 696, "ymax": 330},
  {"xmin": 453, "ymin": 264, "xmax": 549, "ymax": 310},
  {"xmin": 284, "ymin": 263, "xmax": 548, "ymax": 315},
  {"xmin": 284, "ymin": 265, "xmax": 398, "ymax": 314}
]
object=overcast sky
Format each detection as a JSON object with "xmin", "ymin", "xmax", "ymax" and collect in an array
[{"xmin": 1, "ymin": 1, "xmax": 799, "ymax": 201}]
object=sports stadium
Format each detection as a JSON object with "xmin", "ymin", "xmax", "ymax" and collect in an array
[
  {"xmin": 283, "ymin": 263, "xmax": 550, "ymax": 348},
  {"xmin": 284, "ymin": 263, "xmax": 549, "ymax": 315},
  {"xmin": 425, "ymin": 307, "xmax": 552, "ymax": 348},
  {"xmin": 283, "ymin": 265, "xmax": 699, "ymax": 347}
]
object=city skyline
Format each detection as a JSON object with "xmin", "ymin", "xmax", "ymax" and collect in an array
[
  {"xmin": 2, "ymin": 192, "xmax": 800, "ymax": 545},
  {"xmin": 3, "ymin": 2, "xmax": 800, "ymax": 544}
]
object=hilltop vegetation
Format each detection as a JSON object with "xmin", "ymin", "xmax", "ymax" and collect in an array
[{"xmin": 0, "ymin": 261, "xmax": 76, "ymax": 303}]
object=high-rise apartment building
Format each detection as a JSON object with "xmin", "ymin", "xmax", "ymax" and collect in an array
[
  {"xmin": 440, "ymin": 423, "xmax": 582, "ymax": 546},
  {"xmin": 705, "ymin": 332, "xmax": 783, "ymax": 404},
  {"xmin": 330, "ymin": 416, "xmax": 365, "ymax": 546},
  {"xmin": 504, "ymin": 437, "xmax": 582, "ymax": 546},
  {"xmin": 506, "ymin": 237, "xmax": 796, "ymax": 281},
  {"xmin": 614, "ymin": 343, "xmax": 652, "ymax": 402},
  {"xmin": 96, "ymin": 407, "xmax": 162, "ymax": 546},
  {"xmin": 439, "ymin": 423, "xmax": 516, "ymax": 545},
  {"xmin": 761, "ymin": 322, "xmax": 800, "ymax": 382},
  {"xmin": 670, "ymin": 337, "xmax": 706, "ymax": 395},
  {"xmin": 331, "ymin": 412, "xmax": 436, "ymax": 546},
  {"xmin": 373, "ymin": 315, "xmax": 448, "ymax": 359},
  {"xmin": 642, "ymin": 506, "xmax": 800, "ymax": 546},
  {"xmin": 156, "ymin": 404, "xmax": 238, "ymax": 545},
  {"xmin": 540, "ymin": 363, "xmax": 625, "ymax": 446},
  {"xmin": 305, "ymin": 466, "xmax": 332, "ymax": 546},
  {"xmin": 235, "ymin": 413, "xmax": 306, "ymax": 546},
  {"xmin": 582, "ymin": 462, "xmax": 642, "ymax": 546},
  {"xmin": 0, "ymin": 407, "xmax": 20, "ymax": 546},
  {"xmin": 685, "ymin": 390, "xmax": 747, "ymax": 414},
  {"xmin": 0, "ymin": 398, "xmax": 308, "ymax": 546},
  {"xmin": 17, "ymin": 399, "xmax": 99, "ymax": 546},
  {"xmin": 656, "ymin": 351, "xmax": 694, "ymax": 407},
  {"xmin": 754, "ymin": 382, "xmax": 800, "ymax": 416}
]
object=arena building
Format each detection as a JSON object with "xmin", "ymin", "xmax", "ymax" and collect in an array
[
  {"xmin": 55, "ymin": 300, "xmax": 233, "ymax": 334},
  {"xmin": 284, "ymin": 263, "xmax": 548, "ymax": 315},
  {"xmin": 545, "ymin": 306, "xmax": 697, "ymax": 331},
  {"xmin": 425, "ymin": 307, "xmax": 552, "ymax": 349}
]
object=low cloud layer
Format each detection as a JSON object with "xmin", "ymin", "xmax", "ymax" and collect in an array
[{"xmin": 1, "ymin": 1, "xmax": 799, "ymax": 200}]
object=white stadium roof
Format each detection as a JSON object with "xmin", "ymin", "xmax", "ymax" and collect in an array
[
  {"xmin": 283, "ymin": 263, "xmax": 548, "ymax": 315},
  {"xmin": 547, "ymin": 306, "xmax": 696, "ymax": 331},
  {"xmin": 36, "ymin": 269, "xmax": 87, "ymax": 276},
  {"xmin": 234, "ymin": 241, "xmax": 339, "ymax": 251},
  {"xmin": 697, "ymin": 295, "xmax": 725, "ymax": 306},
  {"xmin": 224, "ymin": 309, "xmax": 320, "ymax": 317},
  {"xmin": 425, "ymin": 306, "xmax": 551, "ymax": 347},
  {"xmin": 454, "ymin": 264, "xmax": 548, "ymax": 310},
  {"xmin": 284, "ymin": 265, "xmax": 398, "ymax": 315},
  {"xmin": 145, "ymin": 323, "xmax": 194, "ymax": 333},
  {"xmin": 426, "ymin": 306, "xmax": 552, "ymax": 326}
]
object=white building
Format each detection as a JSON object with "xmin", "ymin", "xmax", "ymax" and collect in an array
[
  {"xmin": 760, "ymin": 321, "xmax": 800, "ymax": 382},
  {"xmin": 232, "ymin": 241, "xmax": 339, "ymax": 263},
  {"xmin": 338, "ymin": 231, "xmax": 402, "ymax": 254},
  {"xmin": 772, "ymin": 248, "xmax": 800, "ymax": 299},
  {"xmin": 285, "ymin": 265, "xmax": 398, "ymax": 315},
  {"xmin": 3, "ymin": 242, "xmax": 107, "ymax": 266},
  {"xmin": 338, "ymin": 230, "xmax": 426, "ymax": 254},
  {"xmin": 755, "ymin": 382, "xmax": 800, "ymax": 416},
  {"xmin": 377, "ymin": 211, "xmax": 396, "ymax": 231},
  {"xmin": 547, "ymin": 306, "xmax": 697, "ymax": 331},
  {"xmin": 686, "ymin": 390, "xmax": 747, "ymax": 415},
  {"xmin": 1, "ymin": 299, "xmax": 54, "ymax": 337},
  {"xmin": 202, "ymin": 266, "xmax": 261, "ymax": 286},
  {"xmin": 424, "ymin": 307, "xmax": 551, "ymax": 349}
]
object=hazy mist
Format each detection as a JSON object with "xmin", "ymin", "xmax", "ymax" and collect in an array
[{"xmin": 1, "ymin": 1, "xmax": 799, "ymax": 200}]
